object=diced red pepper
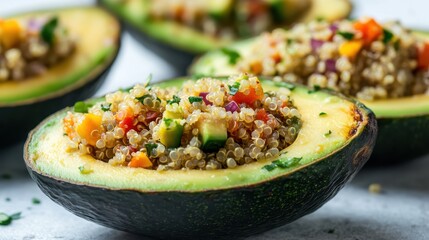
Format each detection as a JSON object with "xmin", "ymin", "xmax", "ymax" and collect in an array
[
  {"xmin": 231, "ymin": 86, "xmax": 264, "ymax": 106},
  {"xmin": 353, "ymin": 18, "xmax": 383, "ymax": 45},
  {"xmin": 119, "ymin": 116, "xmax": 137, "ymax": 134},
  {"xmin": 418, "ymin": 42, "xmax": 429, "ymax": 70},
  {"xmin": 256, "ymin": 109, "xmax": 269, "ymax": 123}
]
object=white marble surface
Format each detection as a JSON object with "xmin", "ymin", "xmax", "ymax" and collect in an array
[{"xmin": 1, "ymin": 0, "xmax": 429, "ymax": 239}]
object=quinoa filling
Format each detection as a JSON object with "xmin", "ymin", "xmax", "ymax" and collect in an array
[
  {"xmin": 233, "ymin": 17, "xmax": 429, "ymax": 100},
  {"xmin": 63, "ymin": 75, "xmax": 302, "ymax": 170},
  {"xmin": 0, "ymin": 16, "xmax": 75, "ymax": 81},
  {"xmin": 149, "ymin": 0, "xmax": 300, "ymax": 39}
]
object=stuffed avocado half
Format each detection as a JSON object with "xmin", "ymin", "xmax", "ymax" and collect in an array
[
  {"xmin": 99, "ymin": 0, "xmax": 351, "ymax": 54},
  {"xmin": 25, "ymin": 75, "xmax": 377, "ymax": 239},
  {"xmin": 0, "ymin": 7, "xmax": 121, "ymax": 144},
  {"xmin": 190, "ymin": 17, "xmax": 429, "ymax": 164}
]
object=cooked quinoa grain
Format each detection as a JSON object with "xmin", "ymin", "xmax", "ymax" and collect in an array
[
  {"xmin": 235, "ymin": 17, "xmax": 429, "ymax": 100},
  {"xmin": 63, "ymin": 74, "xmax": 302, "ymax": 170},
  {"xmin": 0, "ymin": 16, "xmax": 75, "ymax": 81}
]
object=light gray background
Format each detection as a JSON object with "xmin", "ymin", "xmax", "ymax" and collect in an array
[{"xmin": 1, "ymin": 0, "xmax": 429, "ymax": 239}]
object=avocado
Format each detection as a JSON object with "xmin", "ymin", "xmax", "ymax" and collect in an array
[
  {"xmin": 190, "ymin": 31, "xmax": 429, "ymax": 165},
  {"xmin": 0, "ymin": 7, "xmax": 121, "ymax": 145},
  {"xmin": 98, "ymin": 0, "xmax": 351, "ymax": 54},
  {"xmin": 24, "ymin": 77, "xmax": 377, "ymax": 239},
  {"xmin": 159, "ymin": 118, "xmax": 184, "ymax": 148},
  {"xmin": 198, "ymin": 118, "xmax": 227, "ymax": 152}
]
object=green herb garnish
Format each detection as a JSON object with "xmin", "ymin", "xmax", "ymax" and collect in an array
[
  {"xmin": 78, "ymin": 165, "xmax": 93, "ymax": 174},
  {"xmin": 337, "ymin": 31, "xmax": 355, "ymax": 40},
  {"xmin": 382, "ymin": 29, "xmax": 394, "ymax": 44},
  {"xmin": 0, "ymin": 212, "xmax": 21, "ymax": 226},
  {"xmin": 73, "ymin": 101, "xmax": 93, "ymax": 113},
  {"xmin": 308, "ymin": 85, "xmax": 321, "ymax": 94},
  {"xmin": 136, "ymin": 94, "xmax": 152, "ymax": 104},
  {"xmin": 188, "ymin": 96, "xmax": 203, "ymax": 104},
  {"xmin": 324, "ymin": 130, "xmax": 332, "ymax": 137},
  {"xmin": 145, "ymin": 143, "xmax": 158, "ymax": 156},
  {"xmin": 319, "ymin": 112, "xmax": 327, "ymax": 117},
  {"xmin": 101, "ymin": 103, "xmax": 111, "ymax": 112},
  {"xmin": 287, "ymin": 38, "xmax": 294, "ymax": 45},
  {"xmin": 262, "ymin": 157, "xmax": 302, "ymax": 171},
  {"xmin": 41, "ymin": 17, "xmax": 58, "ymax": 45},
  {"xmin": 228, "ymin": 82, "xmax": 241, "ymax": 95},
  {"xmin": 32, "ymin": 198, "xmax": 41, "ymax": 205},
  {"xmin": 221, "ymin": 48, "xmax": 241, "ymax": 64},
  {"xmin": 167, "ymin": 95, "xmax": 181, "ymax": 105},
  {"xmin": 274, "ymin": 81, "xmax": 296, "ymax": 90}
]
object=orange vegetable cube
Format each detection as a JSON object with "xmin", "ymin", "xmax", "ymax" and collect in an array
[
  {"xmin": 418, "ymin": 42, "xmax": 429, "ymax": 70},
  {"xmin": 128, "ymin": 152, "xmax": 152, "ymax": 168},
  {"xmin": 1, "ymin": 19, "xmax": 22, "ymax": 49},
  {"xmin": 76, "ymin": 113, "xmax": 102, "ymax": 146},
  {"xmin": 339, "ymin": 40, "xmax": 363, "ymax": 58},
  {"xmin": 354, "ymin": 18, "xmax": 382, "ymax": 45}
]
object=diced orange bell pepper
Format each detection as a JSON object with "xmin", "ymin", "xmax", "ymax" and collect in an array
[
  {"xmin": 250, "ymin": 61, "xmax": 263, "ymax": 75},
  {"xmin": 418, "ymin": 42, "xmax": 429, "ymax": 70},
  {"xmin": 128, "ymin": 152, "xmax": 152, "ymax": 168},
  {"xmin": 1, "ymin": 19, "xmax": 22, "ymax": 49},
  {"xmin": 76, "ymin": 113, "xmax": 103, "ymax": 146},
  {"xmin": 339, "ymin": 40, "xmax": 363, "ymax": 58},
  {"xmin": 354, "ymin": 18, "xmax": 383, "ymax": 45},
  {"xmin": 232, "ymin": 85, "xmax": 264, "ymax": 106}
]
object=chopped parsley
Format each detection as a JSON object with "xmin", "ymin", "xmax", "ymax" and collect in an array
[
  {"xmin": 382, "ymin": 29, "xmax": 394, "ymax": 43},
  {"xmin": 274, "ymin": 81, "xmax": 296, "ymax": 90},
  {"xmin": 319, "ymin": 112, "xmax": 327, "ymax": 117},
  {"xmin": 228, "ymin": 82, "xmax": 241, "ymax": 95},
  {"xmin": 101, "ymin": 103, "xmax": 111, "ymax": 112},
  {"xmin": 188, "ymin": 96, "xmax": 203, "ymax": 104},
  {"xmin": 136, "ymin": 94, "xmax": 153, "ymax": 103},
  {"xmin": 262, "ymin": 157, "xmax": 302, "ymax": 171},
  {"xmin": 167, "ymin": 95, "xmax": 181, "ymax": 105},
  {"xmin": 308, "ymin": 85, "xmax": 321, "ymax": 94},
  {"xmin": 41, "ymin": 17, "xmax": 58, "ymax": 45},
  {"xmin": 32, "ymin": 198, "xmax": 41, "ymax": 205},
  {"xmin": 0, "ymin": 212, "xmax": 21, "ymax": 226},
  {"xmin": 324, "ymin": 130, "xmax": 332, "ymax": 137},
  {"xmin": 73, "ymin": 101, "xmax": 93, "ymax": 113},
  {"xmin": 78, "ymin": 165, "xmax": 93, "ymax": 174},
  {"xmin": 145, "ymin": 143, "xmax": 158, "ymax": 156},
  {"xmin": 221, "ymin": 48, "xmax": 241, "ymax": 65},
  {"xmin": 337, "ymin": 31, "xmax": 355, "ymax": 40}
]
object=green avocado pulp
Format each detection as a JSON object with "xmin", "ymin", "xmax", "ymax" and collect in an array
[
  {"xmin": 0, "ymin": 7, "xmax": 120, "ymax": 105},
  {"xmin": 99, "ymin": 0, "xmax": 351, "ymax": 53},
  {"xmin": 26, "ymin": 78, "xmax": 374, "ymax": 192}
]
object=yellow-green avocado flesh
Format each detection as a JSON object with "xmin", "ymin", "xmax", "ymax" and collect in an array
[
  {"xmin": 24, "ymin": 77, "xmax": 376, "ymax": 239},
  {"xmin": 99, "ymin": 0, "xmax": 352, "ymax": 54},
  {"xmin": 190, "ymin": 32, "xmax": 429, "ymax": 164}
]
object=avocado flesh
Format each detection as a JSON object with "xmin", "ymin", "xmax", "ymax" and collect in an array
[
  {"xmin": 190, "ymin": 31, "xmax": 429, "ymax": 164},
  {"xmin": 198, "ymin": 119, "xmax": 227, "ymax": 152},
  {"xmin": 99, "ymin": 0, "xmax": 351, "ymax": 53},
  {"xmin": 25, "ymin": 78, "xmax": 376, "ymax": 238},
  {"xmin": 159, "ymin": 118, "xmax": 184, "ymax": 148}
]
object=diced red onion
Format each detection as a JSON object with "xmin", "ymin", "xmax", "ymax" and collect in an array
[
  {"xmin": 199, "ymin": 92, "xmax": 212, "ymax": 105},
  {"xmin": 329, "ymin": 24, "xmax": 338, "ymax": 33},
  {"xmin": 310, "ymin": 38, "xmax": 324, "ymax": 51},
  {"xmin": 27, "ymin": 19, "xmax": 43, "ymax": 32},
  {"xmin": 225, "ymin": 101, "xmax": 239, "ymax": 113},
  {"xmin": 325, "ymin": 59, "xmax": 337, "ymax": 72}
]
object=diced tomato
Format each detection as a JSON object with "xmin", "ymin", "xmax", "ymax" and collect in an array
[
  {"xmin": 232, "ymin": 86, "xmax": 264, "ymax": 106},
  {"xmin": 256, "ymin": 109, "xmax": 270, "ymax": 123},
  {"xmin": 418, "ymin": 42, "xmax": 429, "ymax": 70},
  {"xmin": 128, "ymin": 152, "xmax": 152, "ymax": 168},
  {"xmin": 354, "ymin": 18, "xmax": 383, "ymax": 45},
  {"xmin": 119, "ymin": 116, "xmax": 137, "ymax": 134}
]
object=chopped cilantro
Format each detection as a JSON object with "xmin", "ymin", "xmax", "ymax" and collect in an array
[
  {"xmin": 262, "ymin": 164, "xmax": 277, "ymax": 171},
  {"xmin": 274, "ymin": 81, "xmax": 296, "ymax": 90},
  {"xmin": 167, "ymin": 95, "xmax": 181, "ymax": 105},
  {"xmin": 145, "ymin": 143, "xmax": 158, "ymax": 156},
  {"xmin": 337, "ymin": 31, "xmax": 355, "ymax": 40},
  {"xmin": 287, "ymin": 38, "xmax": 294, "ymax": 45},
  {"xmin": 32, "ymin": 198, "xmax": 41, "ymax": 205},
  {"xmin": 41, "ymin": 17, "xmax": 58, "ymax": 45},
  {"xmin": 228, "ymin": 82, "xmax": 241, "ymax": 95},
  {"xmin": 319, "ymin": 112, "xmax": 327, "ymax": 117},
  {"xmin": 188, "ymin": 96, "xmax": 203, "ymax": 104},
  {"xmin": 101, "ymin": 103, "xmax": 111, "ymax": 112},
  {"xmin": 382, "ymin": 29, "xmax": 394, "ymax": 44},
  {"xmin": 221, "ymin": 48, "xmax": 241, "ymax": 64},
  {"xmin": 262, "ymin": 157, "xmax": 302, "ymax": 171},
  {"xmin": 324, "ymin": 130, "xmax": 332, "ymax": 137},
  {"xmin": 73, "ymin": 101, "xmax": 93, "ymax": 113},
  {"xmin": 78, "ymin": 165, "xmax": 93, "ymax": 174},
  {"xmin": 0, "ymin": 212, "xmax": 21, "ymax": 226},
  {"xmin": 136, "ymin": 94, "xmax": 153, "ymax": 103},
  {"xmin": 308, "ymin": 85, "xmax": 321, "ymax": 94}
]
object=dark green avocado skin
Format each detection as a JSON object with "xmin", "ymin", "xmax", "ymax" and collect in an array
[
  {"xmin": 26, "ymin": 105, "xmax": 377, "ymax": 239},
  {"xmin": 371, "ymin": 116, "xmax": 429, "ymax": 165},
  {"xmin": 0, "ymin": 43, "xmax": 121, "ymax": 147}
]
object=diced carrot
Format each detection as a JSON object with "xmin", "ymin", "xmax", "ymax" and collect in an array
[
  {"xmin": 418, "ymin": 42, "xmax": 429, "ymax": 70},
  {"xmin": 354, "ymin": 18, "xmax": 382, "ymax": 45},
  {"xmin": 1, "ymin": 19, "xmax": 22, "ymax": 49},
  {"xmin": 339, "ymin": 40, "xmax": 363, "ymax": 58},
  {"xmin": 232, "ymin": 85, "xmax": 264, "ymax": 106},
  {"xmin": 271, "ymin": 52, "xmax": 282, "ymax": 63},
  {"xmin": 250, "ymin": 61, "xmax": 263, "ymax": 75},
  {"xmin": 256, "ymin": 109, "xmax": 269, "ymax": 123},
  {"xmin": 128, "ymin": 152, "xmax": 152, "ymax": 168},
  {"xmin": 76, "ymin": 113, "xmax": 102, "ymax": 146}
]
